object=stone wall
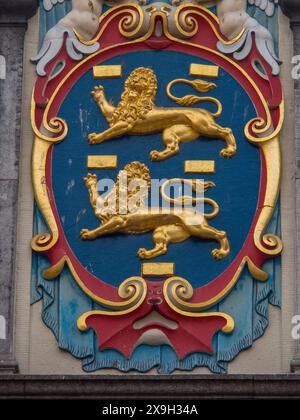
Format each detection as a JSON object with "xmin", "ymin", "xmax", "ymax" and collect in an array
[{"xmin": 1, "ymin": 1, "xmax": 300, "ymax": 384}]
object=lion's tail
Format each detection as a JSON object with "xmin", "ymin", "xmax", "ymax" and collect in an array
[
  {"xmin": 160, "ymin": 179, "xmax": 219, "ymax": 219},
  {"xmin": 168, "ymin": 197, "xmax": 220, "ymax": 220},
  {"xmin": 161, "ymin": 195, "xmax": 219, "ymax": 219},
  {"xmin": 203, "ymin": 198, "xmax": 219, "ymax": 219},
  {"xmin": 166, "ymin": 78, "xmax": 222, "ymax": 118}
]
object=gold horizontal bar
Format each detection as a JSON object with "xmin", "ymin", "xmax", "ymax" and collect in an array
[
  {"xmin": 142, "ymin": 263, "xmax": 175, "ymax": 278},
  {"xmin": 87, "ymin": 155, "xmax": 117, "ymax": 169},
  {"xmin": 93, "ymin": 65, "xmax": 122, "ymax": 79},
  {"xmin": 189, "ymin": 63, "xmax": 219, "ymax": 78},
  {"xmin": 185, "ymin": 160, "xmax": 215, "ymax": 174}
]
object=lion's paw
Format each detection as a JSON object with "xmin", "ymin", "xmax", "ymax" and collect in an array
[
  {"xmin": 91, "ymin": 85, "xmax": 104, "ymax": 97},
  {"xmin": 137, "ymin": 248, "xmax": 148, "ymax": 259},
  {"xmin": 211, "ymin": 249, "xmax": 227, "ymax": 260},
  {"xmin": 150, "ymin": 150, "xmax": 160, "ymax": 161},
  {"xmin": 88, "ymin": 133, "xmax": 99, "ymax": 145},
  {"xmin": 220, "ymin": 148, "xmax": 236, "ymax": 159},
  {"xmin": 84, "ymin": 173, "xmax": 98, "ymax": 187},
  {"xmin": 80, "ymin": 229, "xmax": 91, "ymax": 240}
]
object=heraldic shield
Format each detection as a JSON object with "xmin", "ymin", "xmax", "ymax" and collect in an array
[{"xmin": 31, "ymin": 3, "xmax": 283, "ymax": 373}]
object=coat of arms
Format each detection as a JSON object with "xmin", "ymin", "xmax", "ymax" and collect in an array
[{"xmin": 31, "ymin": 0, "xmax": 283, "ymax": 373}]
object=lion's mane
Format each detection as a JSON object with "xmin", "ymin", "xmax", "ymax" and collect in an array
[
  {"xmin": 110, "ymin": 68, "xmax": 157, "ymax": 125},
  {"xmin": 98, "ymin": 161, "xmax": 151, "ymax": 221}
]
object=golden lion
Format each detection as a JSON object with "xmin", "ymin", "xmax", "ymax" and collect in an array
[
  {"xmin": 80, "ymin": 162, "xmax": 230, "ymax": 260},
  {"xmin": 88, "ymin": 67, "xmax": 237, "ymax": 161}
]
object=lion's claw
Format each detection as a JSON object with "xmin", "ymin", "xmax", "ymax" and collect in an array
[
  {"xmin": 212, "ymin": 249, "xmax": 227, "ymax": 260},
  {"xmin": 137, "ymin": 248, "xmax": 148, "ymax": 259},
  {"xmin": 91, "ymin": 85, "xmax": 104, "ymax": 97},
  {"xmin": 220, "ymin": 148, "xmax": 236, "ymax": 159},
  {"xmin": 88, "ymin": 132, "xmax": 106, "ymax": 144},
  {"xmin": 84, "ymin": 173, "xmax": 98, "ymax": 188},
  {"xmin": 150, "ymin": 150, "xmax": 160, "ymax": 161},
  {"xmin": 88, "ymin": 133, "xmax": 99, "ymax": 145},
  {"xmin": 80, "ymin": 229, "xmax": 90, "ymax": 240}
]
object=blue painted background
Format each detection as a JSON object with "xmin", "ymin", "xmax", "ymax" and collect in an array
[
  {"xmin": 31, "ymin": 1, "xmax": 281, "ymax": 374},
  {"xmin": 52, "ymin": 50, "xmax": 260, "ymax": 288}
]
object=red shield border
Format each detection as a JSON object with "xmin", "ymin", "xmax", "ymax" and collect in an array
[{"xmin": 31, "ymin": 4, "xmax": 283, "ymax": 358}]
